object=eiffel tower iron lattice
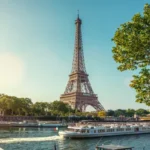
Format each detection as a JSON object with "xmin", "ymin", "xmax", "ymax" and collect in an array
[{"xmin": 60, "ymin": 15, "xmax": 105, "ymax": 112}]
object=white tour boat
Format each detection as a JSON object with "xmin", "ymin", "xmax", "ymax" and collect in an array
[{"xmin": 59, "ymin": 123, "xmax": 150, "ymax": 138}]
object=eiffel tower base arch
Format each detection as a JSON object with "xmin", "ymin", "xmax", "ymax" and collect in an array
[{"xmin": 60, "ymin": 93, "xmax": 104, "ymax": 112}]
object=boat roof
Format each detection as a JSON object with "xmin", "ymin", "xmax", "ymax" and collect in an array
[
  {"xmin": 68, "ymin": 126, "xmax": 100, "ymax": 129},
  {"xmin": 96, "ymin": 144, "xmax": 134, "ymax": 150},
  {"xmin": 68, "ymin": 126, "xmax": 83, "ymax": 129}
]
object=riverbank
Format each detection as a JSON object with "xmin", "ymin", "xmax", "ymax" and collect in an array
[
  {"xmin": 0, "ymin": 120, "xmax": 67, "ymax": 128},
  {"xmin": 0, "ymin": 120, "xmax": 150, "ymax": 128}
]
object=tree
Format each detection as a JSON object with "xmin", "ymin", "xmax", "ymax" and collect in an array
[
  {"xmin": 0, "ymin": 95, "xmax": 9, "ymax": 115},
  {"xmin": 15, "ymin": 97, "xmax": 23, "ymax": 115},
  {"xmin": 112, "ymin": 4, "xmax": 150, "ymax": 106},
  {"xmin": 114, "ymin": 109, "xmax": 126, "ymax": 117},
  {"xmin": 130, "ymin": 69, "xmax": 150, "ymax": 106},
  {"xmin": 20, "ymin": 98, "xmax": 33, "ymax": 116},
  {"xmin": 136, "ymin": 108, "xmax": 149, "ymax": 116},
  {"xmin": 7, "ymin": 96, "xmax": 17, "ymax": 115},
  {"xmin": 32, "ymin": 102, "xmax": 48, "ymax": 116},
  {"xmin": 107, "ymin": 110, "xmax": 115, "ymax": 116},
  {"xmin": 50, "ymin": 101, "xmax": 73, "ymax": 116},
  {"xmin": 126, "ymin": 109, "xmax": 135, "ymax": 117}
]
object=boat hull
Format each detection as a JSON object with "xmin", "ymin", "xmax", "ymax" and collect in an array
[{"xmin": 59, "ymin": 131, "xmax": 150, "ymax": 139}]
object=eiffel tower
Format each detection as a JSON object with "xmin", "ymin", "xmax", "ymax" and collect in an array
[{"xmin": 60, "ymin": 14, "xmax": 104, "ymax": 112}]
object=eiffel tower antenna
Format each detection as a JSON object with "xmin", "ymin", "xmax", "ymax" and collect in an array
[
  {"xmin": 77, "ymin": 10, "xmax": 79, "ymax": 18},
  {"xmin": 60, "ymin": 15, "xmax": 104, "ymax": 112}
]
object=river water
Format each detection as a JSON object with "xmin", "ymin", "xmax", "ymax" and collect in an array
[{"xmin": 0, "ymin": 127, "xmax": 150, "ymax": 150}]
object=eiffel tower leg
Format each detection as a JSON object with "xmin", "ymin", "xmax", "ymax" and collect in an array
[
  {"xmin": 82, "ymin": 104, "xmax": 88, "ymax": 112},
  {"xmin": 76, "ymin": 103, "xmax": 81, "ymax": 112}
]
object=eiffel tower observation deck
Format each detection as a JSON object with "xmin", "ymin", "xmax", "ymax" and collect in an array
[{"xmin": 60, "ymin": 14, "xmax": 104, "ymax": 112}]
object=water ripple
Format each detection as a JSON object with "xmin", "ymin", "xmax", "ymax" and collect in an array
[
  {"xmin": 0, "ymin": 128, "xmax": 150, "ymax": 150},
  {"xmin": 0, "ymin": 136, "xmax": 62, "ymax": 143}
]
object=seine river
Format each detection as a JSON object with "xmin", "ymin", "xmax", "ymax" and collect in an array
[{"xmin": 0, "ymin": 127, "xmax": 150, "ymax": 150}]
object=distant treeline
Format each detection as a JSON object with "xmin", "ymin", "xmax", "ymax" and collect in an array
[
  {"xmin": 0, "ymin": 94, "xmax": 149, "ymax": 117},
  {"xmin": 106, "ymin": 109, "xmax": 149, "ymax": 117},
  {"xmin": 0, "ymin": 94, "xmax": 73, "ymax": 116}
]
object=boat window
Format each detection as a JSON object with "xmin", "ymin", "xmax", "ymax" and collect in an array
[
  {"xmin": 106, "ymin": 129, "xmax": 114, "ymax": 132},
  {"xmin": 101, "ymin": 129, "xmax": 105, "ymax": 132},
  {"xmin": 98, "ymin": 129, "xmax": 105, "ymax": 133},
  {"xmin": 81, "ymin": 129, "xmax": 86, "ymax": 133},
  {"xmin": 126, "ymin": 128, "xmax": 131, "ymax": 131},
  {"xmin": 107, "ymin": 129, "xmax": 110, "ymax": 132},
  {"xmin": 94, "ymin": 130, "xmax": 96, "ymax": 133},
  {"xmin": 87, "ymin": 130, "xmax": 89, "ymax": 133},
  {"xmin": 75, "ymin": 129, "xmax": 80, "ymax": 132},
  {"xmin": 134, "ymin": 127, "xmax": 139, "ymax": 132},
  {"xmin": 116, "ymin": 128, "xmax": 124, "ymax": 131}
]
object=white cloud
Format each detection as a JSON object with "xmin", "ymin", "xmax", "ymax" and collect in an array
[{"xmin": 0, "ymin": 52, "xmax": 25, "ymax": 88}]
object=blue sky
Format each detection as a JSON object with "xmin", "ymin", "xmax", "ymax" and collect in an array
[{"xmin": 1, "ymin": 0, "xmax": 149, "ymax": 110}]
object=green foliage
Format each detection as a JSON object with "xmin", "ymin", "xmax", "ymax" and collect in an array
[
  {"xmin": 49, "ymin": 100, "xmax": 73, "ymax": 115},
  {"xmin": 0, "ymin": 94, "xmax": 33, "ymax": 116},
  {"xmin": 126, "ymin": 109, "xmax": 135, "ymax": 117},
  {"xmin": 135, "ymin": 108, "xmax": 149, "ymax": 116},
  {"xmin": 32, "ymin": 102, "xmax": 49, "ymax": 116},
  {"xmin": 107, "ymin": 110, "xmax": 115, "ymax": 116},
  {"xmin": 114, "ymin": 109, "xmax": 126, "ymax": 117},
  {"xmin": 112, "ymin": 4, "xmax": 150, "ymax": 106},
  {"xmin": 0, "ymin": 94, "xmax": 149, "ymax": 117},
  {"xmin": 0, "ymin": 94, "xmax": 74, "ymax": 117},
  {"xmin": 130, "ymin": 68, "xmax": 150, "ymax": 106},
  {"xmin": 107, "ymin": 109, "xmax": 147, "ymax": 117}
]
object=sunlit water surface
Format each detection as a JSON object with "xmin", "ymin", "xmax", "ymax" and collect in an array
[{"xmin": 0, "ymin": 127, "xmax": 150, "ymax": 150}]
